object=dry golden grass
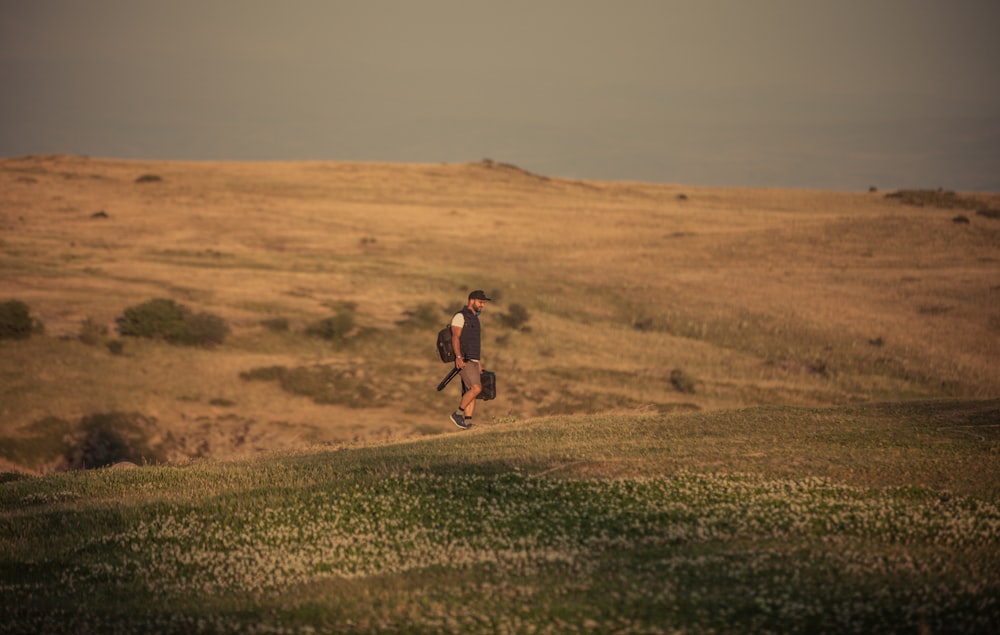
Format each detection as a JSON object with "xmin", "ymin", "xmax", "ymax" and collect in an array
[{"xmin": 2, "ymin": 154, "xmax": 998, "ymax": 472}]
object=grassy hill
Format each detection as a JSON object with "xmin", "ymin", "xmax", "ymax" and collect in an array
[
  {"xmin": 1, "ymin": 155, "xmax": 998, "ymax": 631},
  {"xmin": 1, "ymin": 400, "xmax": 998, "ymax": 633},
  {"xmin": 1, "ymin": 154, "xmax": 998, "ymax": 472}
]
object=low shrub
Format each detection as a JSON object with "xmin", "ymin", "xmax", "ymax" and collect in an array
[
  {"xmin": 0, "ymin": 299, "xmax": 42, "ymax": 340},
  {"xmin": 240, "ymin": 365, "xmax": 287, "ymax": 382},
  {"xmin": 497, "ymin": 303, "xmax": 532, "ymax": 331},
  {"xmin": 1, "ymin": 412, "xmax": 162, "ymax": 471},
  {"xmin": 65, "ymin": 412, "xmax": 163, "ymax": 469},
  {"xmin": 116, "ymin": 298, "xmax": 229, "ymax": 347},
  {"xmin": 78, "ymin": 317, "xmax": 108, "ymax": 346},
  {"xmin": 305, "ymin": 305, "xmax": 356, "ymax": 342},
  {"xmin": 117, "ymin": 298, "xmax": 187, "ymax": 340}
]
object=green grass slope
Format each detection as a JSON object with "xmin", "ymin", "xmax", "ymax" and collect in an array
[{"xmin": 2, "ymin": 400, "xmax": 998, "ymax": 633}]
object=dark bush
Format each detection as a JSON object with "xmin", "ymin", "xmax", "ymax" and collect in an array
[
  {"xmin": 116, "ymin": 298, "xmax": 229, "ymax": 347},
  {"xmin": 65, "ymin": 412, "xmax": 162, "ymax": 469},
  {"xmin": 305, "ymin": 306, "xmax": 356, "ymax": 341},
  {"xmin": 808, "ymin": 359, "xmax": 829, "ymax": 376},
  {"xmin": 135, "ymin": 174, "xmax": 162, "ymax": 183},
  {"xmin": 670, "ymin": 369, "xmax": 697, "ymax": 394},
  {"xmin": 117, "ymin": 298, "xmax": 187, "ymax": 340},
  {"xmin": 497, "ymin": 303, "xmax": 532, "ymax": 331},
  {"xmin": 240, "ymin": 365, "xmax": 287, "ymax": 382},
  {"xmin": 0, "ymin": 299, "xmax": 42, "ymax": 340}
]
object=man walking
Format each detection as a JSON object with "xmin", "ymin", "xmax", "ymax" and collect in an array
[{"xmin": 449, "ymin": 290, "xmax": 490, "ymax": 429}]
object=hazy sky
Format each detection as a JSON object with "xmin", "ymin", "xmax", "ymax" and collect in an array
[{"xmin": 2, "ymin": 0, "xmax": 999, "ymax": 190}]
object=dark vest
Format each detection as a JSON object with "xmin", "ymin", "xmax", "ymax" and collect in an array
[{"xmin": 458, "ymin": 307, "xmax": 482, "ymax": 360}]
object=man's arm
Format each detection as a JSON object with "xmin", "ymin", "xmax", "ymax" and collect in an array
[{"xmin": 451, "ymin": 325, "xmax": 464, "ymax": 368}]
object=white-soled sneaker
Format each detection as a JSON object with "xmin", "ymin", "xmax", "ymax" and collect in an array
[{"xmin": 450, "ymin": 412, "xmax": 469, "ymax": 429}]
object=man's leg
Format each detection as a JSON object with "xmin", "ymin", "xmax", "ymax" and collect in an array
[
  {"xmin": 460, "ymin": 383, "xmax": 481, "ymax": 417},
  {"xmin": 454, "ymin": 362, "xmax": 482, "ymax": 424}
]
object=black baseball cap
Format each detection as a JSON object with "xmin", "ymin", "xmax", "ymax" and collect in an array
[{"xmin": 468, "ymin": 290, "xmax": 492, "ymax": 301}]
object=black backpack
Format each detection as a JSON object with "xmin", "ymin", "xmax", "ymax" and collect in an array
[{"xmin": 436, "ymin": 324, "xmax": 455, "ymax": 363}]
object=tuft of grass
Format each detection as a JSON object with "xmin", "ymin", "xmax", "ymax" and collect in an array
[
  {"xmin": 0, "ymin": 299, "xmax": 43, "ymax": 340},
  {"xmin": 670, "ymin": 368, "xmax": 697, "ymax": 393},
  {"xmin": 77, "ymin": 317, "xmax": 108, "ymax": 346}
]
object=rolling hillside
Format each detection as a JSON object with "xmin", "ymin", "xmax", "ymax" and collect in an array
[{"xmin": 1, "ymin": 154, "xmax": 998, "ymax": 472}]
